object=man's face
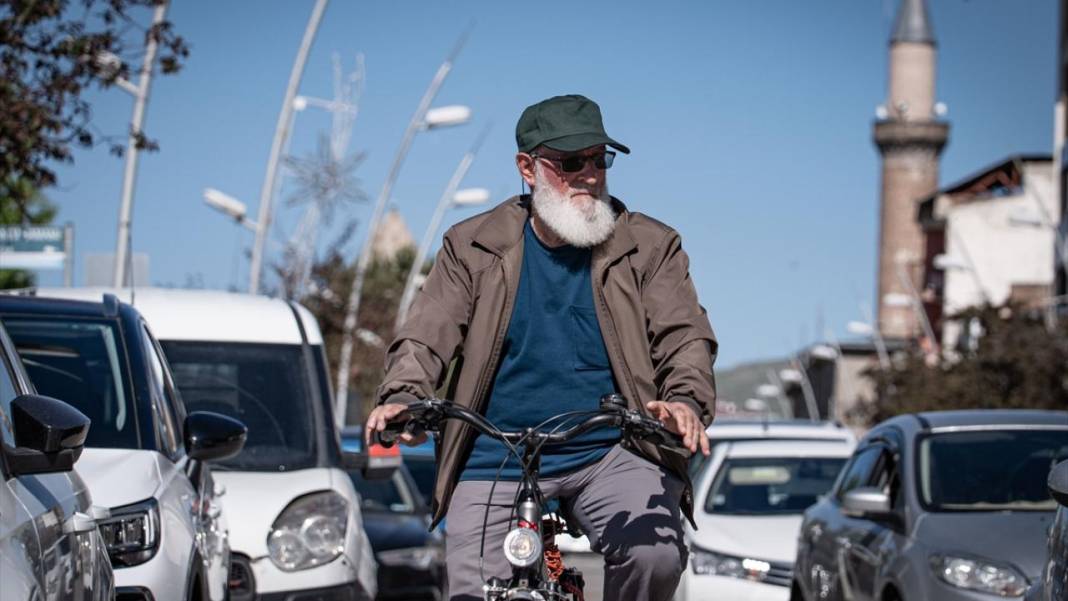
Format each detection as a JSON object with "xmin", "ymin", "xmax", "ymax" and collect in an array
[
  {"xmin": 516, "ymin": 144, "xmax": 617, "ymax": 248},
  {"xmin": 518, "ymin": 145, "xmax": 609, "ymax": 217}
]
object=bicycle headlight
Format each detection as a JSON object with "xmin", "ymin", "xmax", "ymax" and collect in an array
[
  {"xmin": 503, "ymin": 527, "xmax": 542, "ymax": 568},
  {"xmin": 268, "ymin": 491, "xmax": 350, "ymax": 571},
  {"xmin": 930, "ymin": 554, "xmax": 1028, "ymax": 597}
]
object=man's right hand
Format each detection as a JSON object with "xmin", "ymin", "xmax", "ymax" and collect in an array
[{"xmin": 364, "ymin": 402, "xmax": 429, "ymax": 447}]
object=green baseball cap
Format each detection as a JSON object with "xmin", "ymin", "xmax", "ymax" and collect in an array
[{"xmin": 516, "ymin": 94, "xmax": 630, "ymax": 155}]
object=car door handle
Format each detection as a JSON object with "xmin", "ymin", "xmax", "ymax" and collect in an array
[{"xmin": 63, "ymin": 512, "xmax": 96, "ymax": 534}]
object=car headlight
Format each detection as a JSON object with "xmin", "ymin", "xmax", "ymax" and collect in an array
[
  {"xmin": 691, "ymin": 547, "xmax": 775, "ymax": 582},
  {"xmin": 503, "ymin": 527, "xmax": 542, "ymax": 568},
  {"xmin": 377, "ymin": 545, "xmax": 444, "ymax": 570},
  {"xmin": 930, "ymin": 554, "xmax": 1028, "ymax": 597},
  {"xmin": 268, "ymin": 491, "xmax": 349, "ymax": 571},
  {"xmin": 97, "ymin": 498, "xmax": 160, "ymax": 567}
]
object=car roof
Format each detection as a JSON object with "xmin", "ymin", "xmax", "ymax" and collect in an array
[
  {"xmin": 33, "ymin": 287, "xmax": 323, "ymax": 345},
  {"xmin": 722, "ymin": 439, "xmax": 856, "ymax": 459},
  {"xmin": 0, "ymin": 293, "xmax": 122, "ymax": 319},
  {"xmin": 876, "ymin": 409, "xmax": 1068, "ymax": 434},
  {"xmin": 707, "ymin": 419, "xmax": 856, "ymax": 443},
  {"xmin": 914, "ymin": 409, "xmax": 1068, "ymax": 429}
]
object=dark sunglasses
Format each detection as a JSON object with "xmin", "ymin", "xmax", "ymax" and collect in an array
[{"xmin": 531, "ymin": 151, "xmax": 616, "ymax": 173}]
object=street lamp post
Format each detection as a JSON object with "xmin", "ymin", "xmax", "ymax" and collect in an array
[
  {"xmin": 248, "ymin": 0, "xmax": 329, "ymax": 295},
  {"xmin": 890, "ymin": 256, "xmax": 940, "ymax": 354},
  {"xmin": 846, "ymin": 319, "xmax": 891, "ymax": 370},
  {"xmin": 112, "ymin": 2, "xmax": 169, "ymax": 288},
  {"xmin": 395, "ymin": 127, "xmax": 492, "ymax": 331},
  {"xmin": 334, "ymin": 32, "xmax": 471, "ymax": 425}
]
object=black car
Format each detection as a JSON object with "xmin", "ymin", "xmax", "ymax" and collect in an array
[
  {"xmin": 1028, "ymin": 460, "xmax": 1068, "ymax": 601},
  {"xmin": 342, "ymin": 428, "xmax": 445, "ymax": 601}
]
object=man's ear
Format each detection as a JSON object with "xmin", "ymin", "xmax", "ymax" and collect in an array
[{"xmin": 516, "ymin": 152, "xmax": 537, "ymax": 189}]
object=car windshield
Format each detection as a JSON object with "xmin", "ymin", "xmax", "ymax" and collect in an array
[
  {"xmin": 4, "ymin": 317, "xmax": 139, "ymax": 449},
  {"xmin": 705, "ymin": 456, "xmax": 846, "ymax": 515},
  {"xmin": 919, "ymin": 429, "xmax": 1068, "ymax": 512},
  {"xmin": 348, "ymin": 469, "xmax": 415, "ymax": 513},
  {"xmin": 161, "ymin": 341, "xmax": 318, "ymax": 471}
]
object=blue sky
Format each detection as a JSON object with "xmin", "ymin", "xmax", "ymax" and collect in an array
[{"xmin": 35, "ymin": 0, "xmax": 1057, "ymax": 369}]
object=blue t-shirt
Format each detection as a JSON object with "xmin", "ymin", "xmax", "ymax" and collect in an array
[{"xmin": 461, "ymin": 220, "xmax": 620, "ymax": 481}]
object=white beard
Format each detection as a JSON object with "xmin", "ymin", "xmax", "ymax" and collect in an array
[{"xmin": 531, "ymin": 164, "xmax": 617, "ymax": 248}]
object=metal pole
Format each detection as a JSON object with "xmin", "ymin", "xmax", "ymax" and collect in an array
[
  {"xmin": 248, "ymin": 0, "xmax": 329, "ymax": 295},
  {"xmin": 793, "ymin": 357, "xmax": 821, "ymax": 422},
  {"xmin": 335, "ymin": 31, "xmax": 469, "ymax": 426},
  {"xmin": 63, "ymin": 223, "xmax": 73, "ymax": 287},
  {"xmin": 113, "ymin": 2, "xmax": 167, "ymax": 288},
  {"xmin": 861, "ymin": 302, "xmax": 892, "ymax": 370},
  {"xmin": 894, "ymin": 258, "xmax": 939, "ymax": 352},
  {"xmin": 395, "ymin": 125, "xmax": 489, "ymax": 330},
  {"xmin": 765, "ymin": 369, "xmax": 792, "ymax": 419}
]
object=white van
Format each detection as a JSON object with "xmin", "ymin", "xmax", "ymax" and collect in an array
[{"xmin": 39, "ymin": 288, "xmax": 378, "ymax": 601}]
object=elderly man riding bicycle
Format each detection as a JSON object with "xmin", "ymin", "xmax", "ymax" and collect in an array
[{"xmin": 366, "ymin": 94, "xmax": 718, "ymax": 601}]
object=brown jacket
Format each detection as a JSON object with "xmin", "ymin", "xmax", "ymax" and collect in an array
[{"xmin": 376, "ymin": 195, "xmax": 717, "ymax": 525}]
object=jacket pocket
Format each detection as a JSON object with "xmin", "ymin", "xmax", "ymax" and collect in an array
[{"xmin": 569, "ymin": 306, "xmax": 611, "ymax": 370}]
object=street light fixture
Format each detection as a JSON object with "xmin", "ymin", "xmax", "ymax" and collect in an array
[
  {"xmin": 809, "ymin": 343, "xmax": 839, "ymax": 361},
  {"xmin": 423, "ymin": 105, "xmax": 472, "ymax": 129},
  {"xmin": 203, "ymin": 188, "xmax": 257, "ymax": 231},
  {"xmin": 452, "ymin": 187, "xmax": 491, "ymax": 206}
]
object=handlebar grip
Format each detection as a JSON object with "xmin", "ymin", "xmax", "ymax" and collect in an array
[{"xmin": 372, "ymin": 422, "xmax": 405, "ymax": 448}]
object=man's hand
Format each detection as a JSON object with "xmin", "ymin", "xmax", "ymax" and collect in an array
[
  {"xmin": 645, "ymin": 400, "xmax": 710, "ymax": 457},
  {"xmin": 364, "ymin": 403, "xmax": 429, "ymax": 447}
]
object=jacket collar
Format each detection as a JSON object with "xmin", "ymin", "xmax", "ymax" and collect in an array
[{"xmin": 472, "ymin": 194, "xmax": 638, "ymax": 263}]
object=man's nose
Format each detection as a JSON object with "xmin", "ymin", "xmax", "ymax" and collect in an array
[{"xmin": 578, "ymin": 160, "xmax": 601, "ymax": 185}]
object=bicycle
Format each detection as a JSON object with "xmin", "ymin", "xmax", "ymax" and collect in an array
[{"xmin": 374, "ymin": 393, "xmax": 687, "ymax": 601}]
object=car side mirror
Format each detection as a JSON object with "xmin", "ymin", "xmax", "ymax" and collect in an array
[
  {"xmin": 842, "ymin": 487, "xmax": 892, "ymax": 518},
  {"xmin": 1049, "ymin": 460, "xmax": 1068, "ymax": 507},
  {"xmin": 184, "ymin": 411, "xmax": 247, "ymax": 462},
  {"xmin": 7, "ymin": 394, "xmax": 90, "ymax": 476}
]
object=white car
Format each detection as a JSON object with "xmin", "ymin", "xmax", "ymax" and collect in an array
[
  {"xmin": 0, "ymin": 321, "xmax": 114, "ymax": 601},
  {"xmin": 40, "ymin": 288, "xmax": 379, "ymax": 600},
  {"xmin": 675, "ymin": 438, "xmax": 855, "ymax": 601},
  {"xmin": 1, "ymin": 294, "xmax": 245, "ymax": 601},
  {"xmin": 556, "ymin": 419, "xmax": 856, "ymax": 556}
]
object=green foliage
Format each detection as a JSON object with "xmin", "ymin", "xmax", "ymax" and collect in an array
[
  {"xmin": 0, "ymin": 176, "xmax": 57, "ymax": 288},
  {"xmin": 859, "ymin": 303, "xmax": 1068, "ymax": 426},
  {"xmin": 0, "ymin": 0, "xmax": 189, "ymax": 189},
  {"xmin": 298, "ymin": 245, "xmax": 416, "ymax": 424}
]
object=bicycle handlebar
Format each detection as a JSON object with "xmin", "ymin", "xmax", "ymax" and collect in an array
[{"xmin": 371, "ymin": 396, "xmax": 686, "ymax": 452}]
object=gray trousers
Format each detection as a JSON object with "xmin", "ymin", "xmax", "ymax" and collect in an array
[{"xmin": 445, "ymin": 445, "xmax": 688, "ymax": 601}]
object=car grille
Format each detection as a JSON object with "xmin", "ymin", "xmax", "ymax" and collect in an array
[
  {"xmin": 763, "ymin": 560, "xmax": 793, "ymax": 587},
  {"xmin": 228, "ymin": 554, "xmax": 255, "ymax": 601}
]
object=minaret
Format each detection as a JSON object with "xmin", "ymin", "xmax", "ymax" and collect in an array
[{"xmin": 874, "ymin": 0, "xmax": 949, "ymax": 340}]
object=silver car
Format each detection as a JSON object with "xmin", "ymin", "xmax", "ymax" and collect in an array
[
  {"xmin": 0, "ymin": 322, "xmax": 114, "ymax": 601},
  {"xmin": 793, "ymin": 410, "xmax": 1068, "ymax": 601}
]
